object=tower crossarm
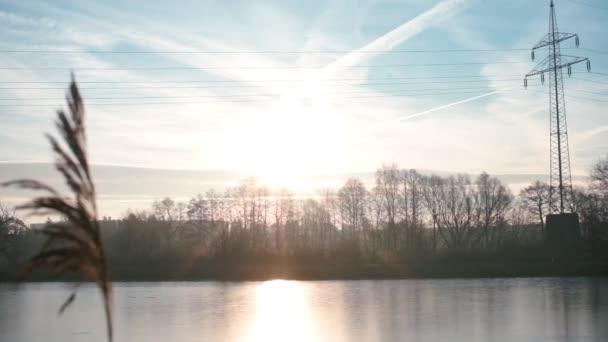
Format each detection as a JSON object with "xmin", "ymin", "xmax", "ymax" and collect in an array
[
  {"xmin": 531, "ymin": 32, "xmax": 578, "ymax": 51},
  {"xmin": 525, "ymin": 55, "xmax": 589, "ymax": 78},
  {"xmin": 525, "ymin": 55, "xmax": 551, "ymax": 78}
]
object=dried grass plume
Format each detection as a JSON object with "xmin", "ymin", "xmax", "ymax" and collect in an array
[{"xmin": 2, "ymin": 77, "xmax": 113, "ymax": 342}]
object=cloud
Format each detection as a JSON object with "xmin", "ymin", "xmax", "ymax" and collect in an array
[{"xmin": 322, "ymin": 0, "xmax": 469, "ymax": 76}]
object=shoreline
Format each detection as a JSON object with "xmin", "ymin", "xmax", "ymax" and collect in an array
[{"xmin": 2, "ymin": 260, "xmax": 607, "ymax": 282}]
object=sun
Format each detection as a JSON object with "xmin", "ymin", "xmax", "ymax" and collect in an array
[{"xmin": 220, "ymin": 78, "xmax": 343, "ymax": 191}]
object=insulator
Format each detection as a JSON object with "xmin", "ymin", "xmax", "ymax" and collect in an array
[
  {"xmin": 524, "ymin": 78, "xmax": 528, "ymax": 89},
  {"xmin": 531, "ymin": 50, "xmax": 535, "ymax": 61},
  {"xmin": 567, "ymin": 65, "xmax": 572, "ymax": 76},
  {"xmin": 575, "ymin": 36, "xmax": 580, "ymax": 48},
  {"xmin": 587, "ymin": 60, "xmax": 591, "ymax": 71},
  {"xmin": 541, "ymin": 73, "xmax": 545, "ymax": 84}
]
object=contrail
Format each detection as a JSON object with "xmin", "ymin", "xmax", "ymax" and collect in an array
[
  {"xmin": 322, "ymin": 0, "xmax": 468, "ymax": 76},
  {"xmin": 399, "ymin": 91, "xmax": 499, "ymax": 121}
]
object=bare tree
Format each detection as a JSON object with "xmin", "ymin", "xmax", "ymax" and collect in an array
[
  {"xmin": 436, "ymin": 175, "xmax": 477, "ymax": 251},
  {"xmin": 153, "ymin": 197, "xmax": 176, "ymax": 221},
  {"xmin": 375, "ymin": 164, "xmax": 400, "ymax": 227},
  {"xmin": 338, "ymin": 178, "xmax": 368, "ymax": 233},
  {"xmin": 474, "ymin": 172, "xmax": 513, "ymax": 250},
  {"xmin": 591, "ymin": 154, "xmax": 608, "ymax": 197},
  {"xmin": 401, "ymin": 169, "xmax": 424, "ymax": 253},
  {"xmin": 422, "ymin": 175, "xmax": 444, "ymax": 253},
  {"xmin": 273, "ymin": 188, "xmax": 293, "ymax": 254},
  {"xmin": 519, "ymin": 181, "xmax": 550, "ymax": 234}
]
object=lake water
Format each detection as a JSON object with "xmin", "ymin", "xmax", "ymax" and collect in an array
[{"xmin": 1, "ymin": 277, "xmax": 607, "ymax": 342}]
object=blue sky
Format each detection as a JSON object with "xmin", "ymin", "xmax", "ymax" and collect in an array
[{"xmin": 0, "ymin": 0, "xmax": 607, "ymax": 186}]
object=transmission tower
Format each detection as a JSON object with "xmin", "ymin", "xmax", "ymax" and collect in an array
[{"xmin": 524, "ymin": 0, "xmax": 591, "ymax": 214}]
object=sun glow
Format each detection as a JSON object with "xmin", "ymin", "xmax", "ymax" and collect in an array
[
  {"xmin": 247, "ymin": 280, "xmax": 317, "ymax": 342},
  {"xmin": 220, "ymin": 77, "xmax": 344, "ymax": 191}
]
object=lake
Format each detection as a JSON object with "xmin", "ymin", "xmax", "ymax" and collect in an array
[{"xmin": 1, "ymin": 277, "xmax": 607, "ymax": 341}]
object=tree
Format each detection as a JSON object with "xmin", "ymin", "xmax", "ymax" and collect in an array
[
  {"xmin": 400, "ymin": 169, "xmax": 424, "ymax": 253},
  {"xmin": 273, "ymin": 188, "xmax": 293, "ymax": 254},
  {"xmin": 0, "ymin": 202, "xmax": 27, "ymax": 264},
  {"xmin": 153, "ymin": 197, "xmax": 177, "ymax": 221},
  {"xmin": 422, "ymin": 175, "xmax": 444, "ymax": 253},
  {"xmin": 474, "ymin": 172, "xmax": 513, "ymax": 250},
  {"xmin": 374, "ymin": 164, "xmax": 400, "ymax": 227},
  {"xmin": 436, "ymin": 175, "xmax": 476, "ymax": 251},
  {"xmin": 338, "ymin": 178, "xmax": 368, "ymax": 233},
  {"xmin": 591, "ymin": 154, "xmax": 608, "ymax": 197},
  {"xmin": 519, "ymin": 181, "xmax": 550, "ymax": 234}
]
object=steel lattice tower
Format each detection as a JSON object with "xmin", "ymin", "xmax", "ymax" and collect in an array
[{"xmin": 524, "ymin": 0, "xmax": 591, "ymax": 214}]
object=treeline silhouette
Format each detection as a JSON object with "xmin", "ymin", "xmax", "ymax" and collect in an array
[{"xmin": 1, "ymin": 160, "xmax": 608, "ymax": 280}]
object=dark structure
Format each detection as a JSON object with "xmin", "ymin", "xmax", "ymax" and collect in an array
[
  {"xmin": 524, "ymin": 0, "xmax": 590, "ymax": 214},
  {"xmin": 545, "ymin": 213, "xmax": 582, "ymax": 255},
  {"xmin": 524, "ymin": 1, "xmax": 590, "ymax": 250}
]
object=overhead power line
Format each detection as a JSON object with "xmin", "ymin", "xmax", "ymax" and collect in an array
[
  {"xmin": 0, "ymin": 76, "xmax": 603, "ymax": 91},
  {"xmin": 0, "ymin": 79, "xmax": 526, "ymax": 90},
  {"xmin": 0, "ymin": 48, "xmax": 534, "ymax": 54},
  {"xmin": 0, "ymin": 85, "xmax": 542, "ymax": 101},
  {"xmin": 0, "ymin": 71, "xmax": 601, "ymax": 87},
  {"xmin": 571, "ymin": 77, "xmax": 608, "ymax": 84},
  {"xmin": 3, "ymin": 85, "xmax": 604, "ymax": 102},
  {"xmin": 568, "ymin": 0, "xmax": 608, "ymax": 11},
  {"xmin": 0, "ymin": 74, "xmax": 527, "ymax": 83},
  {"xmin": 0, "ymin": 75, "xmax": 608, "ymax": 91},
  {"xmin": 0, "ymin": 47, "xmax": 605, "ymax": 54},
  {"xmin": 0, "ymin": 89, "xmax": 525, "ymax": 107},
  {"xmin": 1, "ymin": 88, "xmax": 606, "ymax": 108},
  {"xmin": 0, "ymin": 61, "xmax": 533, "ymax": 71}
]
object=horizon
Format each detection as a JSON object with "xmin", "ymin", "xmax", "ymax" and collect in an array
[
  {"xmin": 0, "ymin": 161, "xmax": 593, "ymax": 221},
  {"xmin": 0, "ymin": 0, "xmax": 607, "ymax": 191}
]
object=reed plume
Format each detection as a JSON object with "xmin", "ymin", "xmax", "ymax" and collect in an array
[{"xmin": 2, "ymin": 77, "xmax": 113, "ymax": 342}]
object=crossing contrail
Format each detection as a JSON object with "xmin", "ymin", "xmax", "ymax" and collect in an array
[
  {"xmin": 323, "ymin": 0, "xmax": 468, "ymax": 76},
  {"xmin": 399, "ymin": 91, "xmax": 499, "ymax": 121}
]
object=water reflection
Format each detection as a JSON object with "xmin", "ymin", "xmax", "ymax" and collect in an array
[
  {"xmin": 0, "ymin": 277, "xmax": 607, "ymax": 342},
  {"xmin": 248, "ymin": 280, "xmax": 315, "ymax": 342}
]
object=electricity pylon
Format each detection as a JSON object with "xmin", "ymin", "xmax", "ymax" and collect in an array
[{"xmin": 524, "ymin": 0, "xmax": 591, "ymax": 214}]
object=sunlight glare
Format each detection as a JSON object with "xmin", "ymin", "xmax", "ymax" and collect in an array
[
  {"xmin": 248, "ymin": 280, "xmax": 317, "ymax": 342},
  {"xmin": 220, "ymin": 75, "xmax": 344, "ymax": 191}
]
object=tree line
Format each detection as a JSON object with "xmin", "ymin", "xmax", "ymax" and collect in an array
[{"xmin": 1, "ymin": 157, "xmax": 608, "ymax": 278}]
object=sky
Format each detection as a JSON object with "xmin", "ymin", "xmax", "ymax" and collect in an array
[{"xmin": 0, "ymin": 0, "xmax": 607, "ymax": 207}]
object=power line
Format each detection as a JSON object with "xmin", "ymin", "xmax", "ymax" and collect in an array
[
  {"xmin": 2, "ymin": 88, "xmax": 607, "ymax": 108},
  {"xmin": 0, "ymin": 71, "xmax": 601, "ymax": 86},
  {"xmin": 0, "ymin": 48, "xmax": 532, "ymax": 54},
  {"xmin": 571, "ymin": 77, "xmax": 608, "ymax": 84},
  {"xmin": 0, "ymin": 77, "xmax": 608, "ymax": 90},
  {"xmin": 568, "ymin": 0, "xmax": 608, "ymax": 11},
  {"xmin": 581, "ymin": 48, "xmax": 608, "ymax": 55},
  {"xmin": 0, "ymin": 80, "xmax": 526, "ymax": 90},
  {"xmin": 0, "ymin": 76, "xmax": 603, "ymax": 91},
  {"xmin": 0, "ymin": 47, "xmax": 605, "ymax": 54},
  {"xmin": 0, "ymin": 89, "xmax": 533, "ymax": 107},
  {"xmin": 0, "ymin": 61, "xmax": 532, "ymax": 71},
  {"xmin": 0, "ymin": 74, "xmax": 526, "ymax": 84},
  {"xmin": 0, "ymin": 86, "xmax": 540, "ymax": 101},
  {"xmin": 567, "ymin": 88, "xmax": 608, "ymax": 96}
]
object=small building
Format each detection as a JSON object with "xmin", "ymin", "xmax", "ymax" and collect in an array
[{"xmin": 545, "ymin": 213, "xmax": 582, "ymax": 256}]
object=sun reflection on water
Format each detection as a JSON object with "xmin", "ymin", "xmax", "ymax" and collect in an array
[{"xmin": 247, "ymin": 280, "xmax": 317, "ymax": 342}]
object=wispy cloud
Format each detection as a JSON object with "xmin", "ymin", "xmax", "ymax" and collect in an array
[{"xmin": 323, "ymin": 0, "xmax": 468, "ymax": 76}]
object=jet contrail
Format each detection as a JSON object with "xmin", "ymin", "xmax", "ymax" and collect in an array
[
  {"xmin": 322, "ymin": 0, "xmax": 468, "ymax": 76},
  {"xmin": 399, "ymin": 91, "xmax": 499, "ymax": 121}
]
